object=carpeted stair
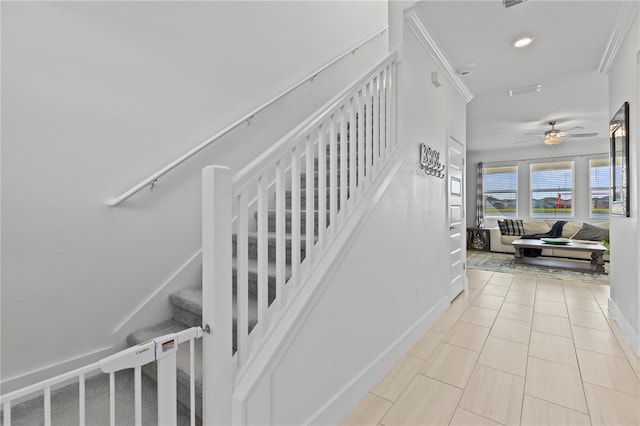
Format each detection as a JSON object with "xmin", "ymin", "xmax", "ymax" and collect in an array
[{"xmin": 123, "ymin": 136, "xmax": 351, "ymax": 420}]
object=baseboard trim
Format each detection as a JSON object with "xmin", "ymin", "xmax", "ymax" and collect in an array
[
  {"xmin": 608, "ymin": 297, "xmax": 640, "ymax": 355},
  {"xmin": 1, "ymin": 345, "xmax": 114, "ymax": 395},
  {"xmin": 304, "ymin": 296, "xmax": 450, "ymax": 426}
]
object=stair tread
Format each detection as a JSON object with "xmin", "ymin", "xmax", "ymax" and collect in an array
[
  {"xmin": 169, "ymin": 288, "xmax": 202, "ymax": 317},
  {"xmin": 232, "ymin": 256, "xmax": 293, "ymax": 276},
  {"xmin": 167, "ymin": 288, "xmax": 260, "ymax": 323}
]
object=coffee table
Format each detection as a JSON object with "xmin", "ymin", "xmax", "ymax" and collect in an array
[{"xmin": 512, "ymin": 239, "xmax": 607, "ymax": 274}]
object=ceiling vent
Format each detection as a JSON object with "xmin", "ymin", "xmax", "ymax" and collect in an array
[
  {"xmin": 503, "ymin": 0, "xmax": 526, "ymax": 8},
  {"xmin": 509, "ymin": 84, "xmax": 541, "ymax": 97}
]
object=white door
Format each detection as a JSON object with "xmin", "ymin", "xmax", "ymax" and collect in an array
[{"xmin": 447, "ymin": 135, "xmax": 465, "ymax": 300}]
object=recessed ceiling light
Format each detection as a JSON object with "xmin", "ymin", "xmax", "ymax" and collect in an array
[{"xmin": 513, "ymin": 36, "xmax": 535, "ymax": 48}]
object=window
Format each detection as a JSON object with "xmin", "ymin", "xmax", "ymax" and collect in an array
[
  {"xmin": 530, "ymin": 161, "xmax": 574, "ymax": 218},
  {"xmin": 590, "ymin": 158, "xmax": 610, "ymax": 219},
  {"xmin": 483, "ymin": 165, "xmax": 518, "ymax": 217}
]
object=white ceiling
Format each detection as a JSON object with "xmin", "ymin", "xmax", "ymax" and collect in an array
[{"xmin": 416, "ymin": 0, "xmax": 626, "ymax": 152}]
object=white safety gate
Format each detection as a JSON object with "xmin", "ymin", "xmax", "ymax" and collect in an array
[{"xmin": 0, "ymin": 326, "xmax": 203, "ymax": 426}]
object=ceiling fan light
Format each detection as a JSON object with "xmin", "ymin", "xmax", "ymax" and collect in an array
[
  {"xmin": 513, "ymin": 36, "xmax": 535, "ymax": 48},
  {"xmin": 544, "ymin": 135, "xmax": 562, "ymax": 145}
]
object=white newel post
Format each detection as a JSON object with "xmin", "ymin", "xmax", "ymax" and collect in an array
[{"xmin": 202, "ymin": 165, "xmax": 234, "ymax": 425}]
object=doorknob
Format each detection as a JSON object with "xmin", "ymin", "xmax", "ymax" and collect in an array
[{"xmin": 450, "ymin": 225, "xmax": 456, "ymax": 230}]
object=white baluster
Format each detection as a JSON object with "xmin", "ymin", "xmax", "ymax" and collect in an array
[
  {"xmin": 237, "ymin": 190, "xmax": 249, "ymax": 365},
  {"xmin": 317, "ymin": 126, "xmax": 327, "ymax": 246},
  {"xmin": 339, "ymin": 105, "xmax": 348, "ymax": 222},
  {"xmin": 391, "ymin": 63, "xmax": 398, "ymax": 146},
  {"xmin": 305, "ymin": 136, "xmax": 315, "ymax": 265},
  {"xmin": 109, "ymin": 372, "xmax": 115, "ymax": 426},
  {"xmin": 156, "ymin": 335, "xmax": 177, "ymax": 426},
  {"xmin": 357, "ymin": 89, "xmax": 365, "ymax": 192},
  {"xmin": 349, "ymin": 96, "xmax": 357, "ymax": 203},
  {"xmin": 291, "ymin": 146, "xmax": 301, "ymax": 281},
  {"xmin": 275, "ymin": 160, "xmax": 286, "ymax": 306},
  {"xmin": 256, "ymin": 175, "xmax": 268, "ymax": 329},
  {"xmin": 373, "ymin": 75, "xmax": 380, "ymax": 174},
  {"xmin": 202, "ymin": 165, "xmax": 233, "ymax": 426},
  {"xmin": 79, "ymin": 373, "xmax": 86, "ymax": 426},
  {"xmin": 380, "ymin": 67, "xmax": 387, "ymax": 164},
  {"xmin": 43, "ymin": 387, "xmax": 51, "ymax": 426},
  {"xmin": 367, "ymin": 80, "xmax": 374, "ymax": 177},
  {"xmin": 134, "ymin": 367, "xmax": 142, "ymax": 426},
  {"xmin": 329, "ymin": 115, "xmax": 337, "ymax": 229},
  {"xmin": 190, "ymin": 338, "xmax": 196, "ymax": 426}
]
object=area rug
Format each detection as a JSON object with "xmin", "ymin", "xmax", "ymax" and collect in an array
[{"xmin": 467, "ymin": 250, "xmax": 610, "ymax": 285}]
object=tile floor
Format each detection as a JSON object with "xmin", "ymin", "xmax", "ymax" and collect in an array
[{"xmin": 341, "ymin": 268, "xmax": 640, "ymax": 425}]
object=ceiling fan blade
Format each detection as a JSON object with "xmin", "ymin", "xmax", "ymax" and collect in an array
[
  {"xmin": 522, "ymin": 133, "xmax": 545, "ymax": 136},
  {"xmin": 514, "ymin": 137, "xmax": 542, "ymax": 144},
  {"xmin": 563, "ymin": 132, "xmax": 599, "ymax": 138},
  {"xmin": 561, "ymin": 126, "xmax": 585, "ymax": 133}
]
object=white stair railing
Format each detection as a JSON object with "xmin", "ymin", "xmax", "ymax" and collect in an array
[
  {"xmin": 201, "ymin": 51, "xmax": 397, "ymax": 425},
  {"xmin": 0, "ymin": 327, "xmax": 203, "ymax": 426},
  {"xmin": 106, "ymin": 27, "xmax": 388, "ymax": 207}
]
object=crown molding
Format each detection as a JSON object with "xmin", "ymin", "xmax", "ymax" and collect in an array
[
  {"xmin": 598, "ymin": 1, "xmax": 639, "ymax": 74},
  {"xmin": 404, "ymin": 7, "xmax": 474, "ymax": 103}
]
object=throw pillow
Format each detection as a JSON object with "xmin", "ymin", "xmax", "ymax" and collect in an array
[
  {"xmin": 498, "ymin": 220, "xmax": 507, "ymax": 234},
  {"xmin": 524, "ymin": 221, "xmax": 551, "ymax": 235},
  {"xmin": 561, "ymin": 222, "xmax": 582, "ymax": 238},
  {"xmin": 572, "ymin": 222, "xmax": 609, "ymax": 241},
  {"xmin": 498, "ymin": 219, "xmax": 524, "ymax": 236}
]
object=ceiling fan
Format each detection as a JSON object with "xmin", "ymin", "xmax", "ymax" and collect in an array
[{"xmin": 514, "ymin": 121, "xmax": 599, "ymax": 145}]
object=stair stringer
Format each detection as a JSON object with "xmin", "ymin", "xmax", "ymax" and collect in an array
[{"xmin": 230, "ymin": 146, "xmax": 403, "ymax": 425}]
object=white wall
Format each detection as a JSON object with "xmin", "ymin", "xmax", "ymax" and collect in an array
[
  {"xmin": 607, "ymin": 12, "xmax": 640, "ymax": 354},
  {"xmin": 466, "ymin": 141, "xmax": 610, "ymax": 227},
  {"xmin": 240, "ymin": 9, "xmax": 467, "ymax": 423},
  {"xmin": 1, "ymin": 1, "xmax": 389, "ymax": 389}
]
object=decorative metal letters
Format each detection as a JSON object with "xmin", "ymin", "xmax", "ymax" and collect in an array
[{"xmin": 419, "ymin": 143, "xmax": 445, "ymax": 178}]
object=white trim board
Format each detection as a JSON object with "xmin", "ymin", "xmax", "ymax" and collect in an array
[
  {"xmin": 598, "ymin": 1, "xmax": 640, "ymax": 74},
  {"xmin": 404, "ymin": 7, "xmax": 474, "ymax": 103},
  {"xmin": 608, "ymin": 297, "xmax": 640, "ymax": 356},
  {"xmin": 305, "ymin": 296, "xmax": 450, "ymax": 426}
]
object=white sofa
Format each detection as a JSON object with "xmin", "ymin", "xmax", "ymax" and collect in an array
[{"xmin": 488, "ymin": 220, "xmax": 609, "ymax": 261}]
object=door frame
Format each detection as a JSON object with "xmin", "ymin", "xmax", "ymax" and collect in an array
[{"xmin": 446, "ymin": 131, "xmax": 468, "ymax": 300}]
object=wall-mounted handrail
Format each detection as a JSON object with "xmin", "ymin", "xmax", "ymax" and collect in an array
[{"xmin": 106, "ymin": 26, "xmax": 388, "ymax": 207}]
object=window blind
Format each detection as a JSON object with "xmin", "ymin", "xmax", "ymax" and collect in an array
[
  {"xmin": 483, "ymin": 165, "xmax": 518, "ymax": 217},
  {"xmin": 530, "ymin": 161, "xmax": 574, "ymax": 218}
]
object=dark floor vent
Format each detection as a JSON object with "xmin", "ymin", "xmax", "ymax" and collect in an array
[{"xmin": 504, "ymin": 0, "xmax": 526, "ymax": 8}]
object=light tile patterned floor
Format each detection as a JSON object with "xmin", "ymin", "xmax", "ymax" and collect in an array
[{"xmin": 340, "ymin": 268, "xmax": 640, "ymax": 426}]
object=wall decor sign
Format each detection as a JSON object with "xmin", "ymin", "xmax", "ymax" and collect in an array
[
  {"xmin": 610, "ymin": 101, "xmax": 630, "ymax": 217},
  {"xmin": 419, "ymin": 143, "xmax": 445, "ymax": 178}
]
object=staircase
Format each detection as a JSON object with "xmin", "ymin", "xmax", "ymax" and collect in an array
[
  {"xmin": 1, "ymin": 52, "xmax": 396, "ymax": 426},
  {"xmin": 126, "ymin": 139, "xmax": 348, "ymax": 419}
]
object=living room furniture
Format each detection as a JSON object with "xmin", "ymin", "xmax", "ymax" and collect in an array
[
  {"xmin": 512, "ymin": 239, "xmax": 608, "ymax": 274},
  {"xmin": 488, "ymin": 219, "xmax": 609, "ymax": 261},
  {"xmin": 467, "ymin": 227, "xmax": 491, "ymax": 251}
]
